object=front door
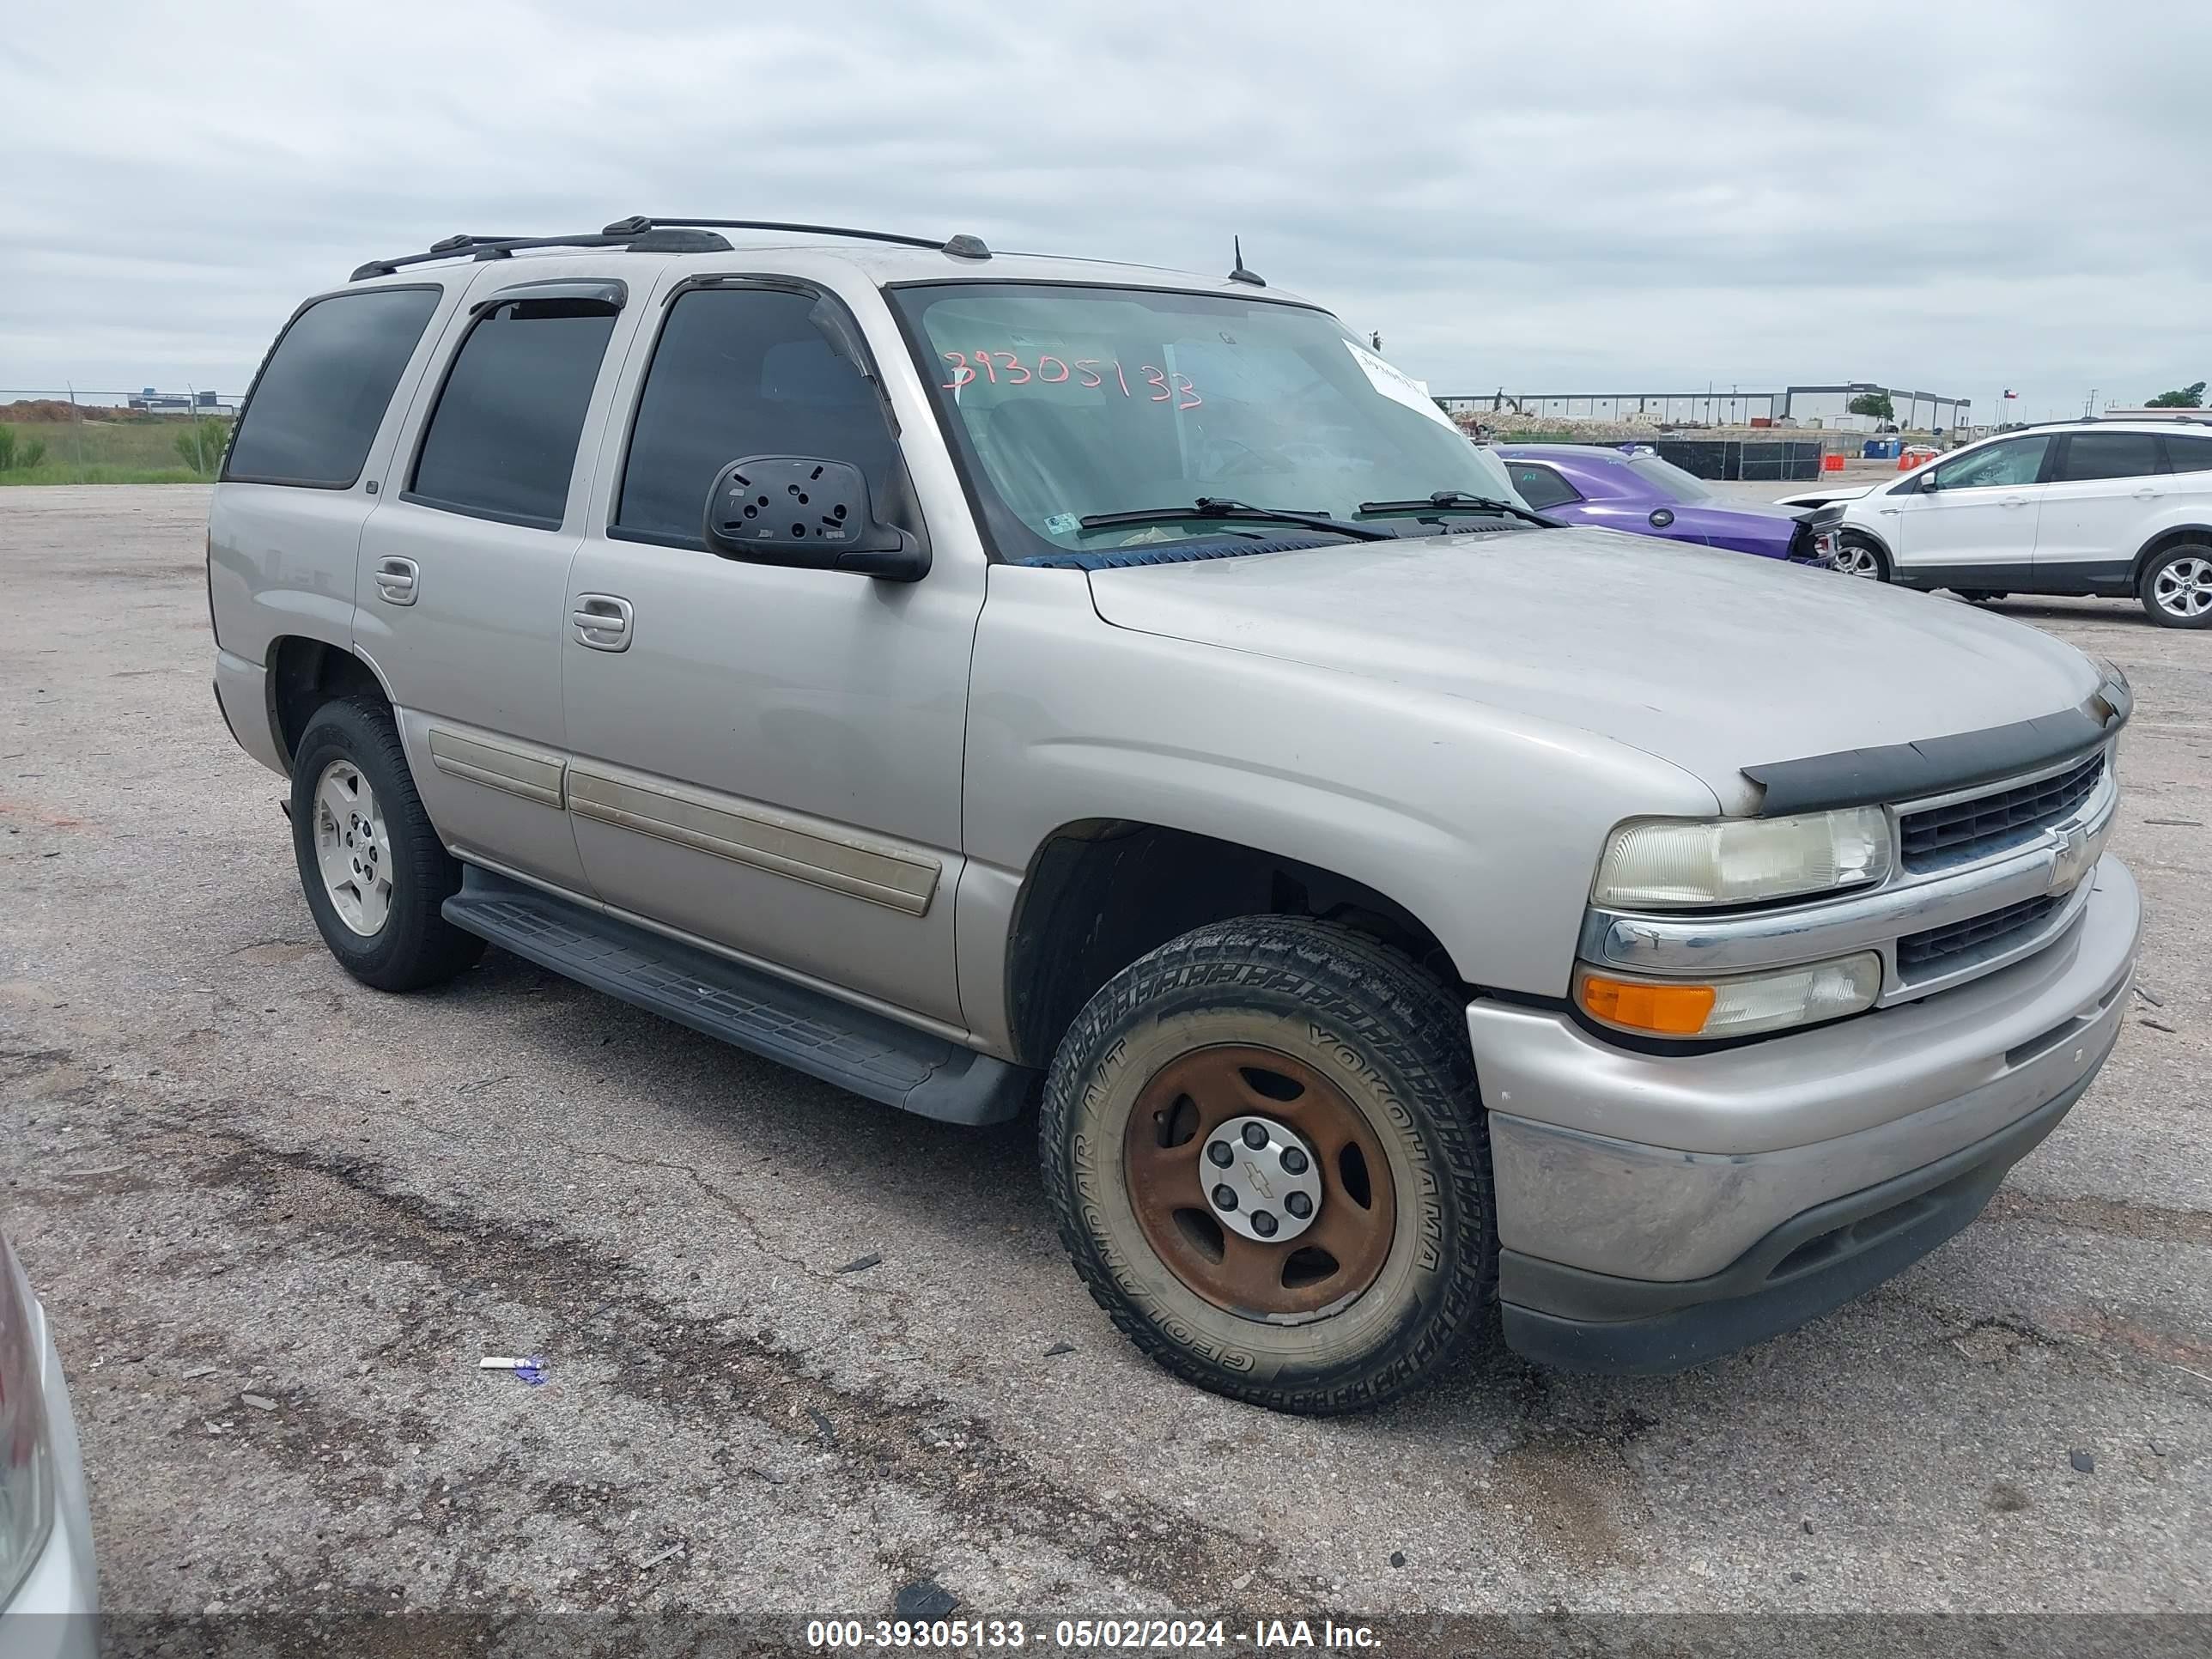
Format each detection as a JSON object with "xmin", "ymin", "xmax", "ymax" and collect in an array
[
  {"xmin": 356, "ymin": 272, "xmax": 637, "ymax": 891},
  {"xmin": 559, "ymin": 279, "xmax": 983, "ymax": 1030},
  {"xmin": 2033, "ymin": 428, "xmax": 2168, "ymax": 583},
  {"xmin": 1883, "ymin": 432, "xmax": 2051, "ymax": 580}
]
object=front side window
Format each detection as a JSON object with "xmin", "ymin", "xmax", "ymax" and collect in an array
[
  {"xmin": 2057, "ymin": 431, "xmax": 2166, "ymax": 483},
  {"xmin": 1934, "ymin": 434, "xmax": 2050, "ymax": 491},
  {"xmin": 891, "ymin": 283, "xmax": 1527, "ymax": 560},
  {"xmin": 225, "ymin": 287, "xmax": 441, "ymax": 487},
  {"xmin": 614, "ymin": 287, "xmax": 902, "ymax": 550},
  {"xmin": 1508, "ymin": 462, "xmax": 1582, "ymax": 510},
  {"xmin": 408, "ymin": 296, "xmax": 618, "ymax": 529}
]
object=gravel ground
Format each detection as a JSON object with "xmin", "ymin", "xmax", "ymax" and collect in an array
[{"xmin": 2, "ymin": 486, "xmax": 2208, "ymax": 1637}]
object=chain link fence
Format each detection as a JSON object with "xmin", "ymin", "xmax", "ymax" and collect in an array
[{"xmin": 0, "ymin": 388, "xmax": 242, "ymax": 483}]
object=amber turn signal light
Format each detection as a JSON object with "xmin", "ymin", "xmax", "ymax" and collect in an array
[{"xmin": 1577, "ymin": 971, "xmax": 1717, "ymax": 1036}]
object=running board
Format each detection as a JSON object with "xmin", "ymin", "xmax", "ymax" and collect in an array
[{"xmin": 442, "ymin": 866, "xmax": 1030, "ymax": 1125}]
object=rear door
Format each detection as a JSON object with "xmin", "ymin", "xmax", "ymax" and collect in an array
[
  {"xmin": 1882, "ymin": 433, "xmax": 2051, "ymax": 580},
  {"xmin": 212, "ymin": 283, "xmax": 453, "ymax": 684},
  {"xmin": 355, "ymin": 272, "xmax": 641, "ymax": 892},
  {"xmin": 2033, "ymin": 429, "xmax": 2168, "ymax": 583}
]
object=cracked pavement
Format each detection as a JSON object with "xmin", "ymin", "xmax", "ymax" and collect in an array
[{"xmin": 2, "ymin": 485, "xmax": 2208, "ymax": 1627}]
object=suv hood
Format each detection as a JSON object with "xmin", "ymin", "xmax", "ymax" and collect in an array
[
  {"xmin": 1085, "ymin": 528, "xmax": 2100, "ymax": 810},
  {"xmin": 1780, "ymin": 483, "xmax": 1880, "ymax": 505}
]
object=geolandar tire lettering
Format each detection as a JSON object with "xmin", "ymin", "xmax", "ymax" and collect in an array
[
  {"xmin": 1038, "ymin": 915, "xmax": 1497, "ymax": 1415},
  {"xmin": 289, "ymin": 696, "xmax": 486, "ymax": 992}
]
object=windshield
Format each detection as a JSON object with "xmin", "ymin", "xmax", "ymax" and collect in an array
[
  {"xmin": 891, "ymin": 283, "xmax": 1529, "ymax": 559},
  {"xmin": 1624, "ymin": 454, "xmax": 1716, "ymax": 502}
]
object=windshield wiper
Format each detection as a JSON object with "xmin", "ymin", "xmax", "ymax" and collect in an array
[
  {"xmin": 1079, "ymin": 497, "xmax": 1395, "ymax": 543},
  {"xmin": 1355, "ymin": 491, "xmax": 1559, "ymax": 529}
]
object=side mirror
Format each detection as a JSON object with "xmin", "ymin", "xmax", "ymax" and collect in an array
[{"xmin": 702, "ymin": 456, "xmax": 930, "ymax": 582}]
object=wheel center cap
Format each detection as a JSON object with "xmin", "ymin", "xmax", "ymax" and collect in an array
[{"xmin": 1203, "ymin": 1115, "xmax": 1323, "ymax": 1243}]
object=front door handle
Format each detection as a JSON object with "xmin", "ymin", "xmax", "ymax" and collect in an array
[
  {"xmin": 572, "ymin": 594, "xmax": 633, "ymax": 652},
  {"xmin": 374, "ymin": 556, "xmax": 419, "ymax": 605},
  {"xmin": 2000, "ymin": 496, "xmax": 2028, "ymax": 508}
]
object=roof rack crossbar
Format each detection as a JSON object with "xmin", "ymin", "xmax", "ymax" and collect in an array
[
  {"xmin": 352, "ymin": 217, "xmax": 992, "ymax": 284},
  {"xmin": 349, "ymin": 227, "xmax": 736, "ymax": 283},
  {"xmin": 605, "ymin": 217, "xmax": 990, "ymax": 259}
]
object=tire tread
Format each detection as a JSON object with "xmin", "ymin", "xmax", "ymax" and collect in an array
[{"xmin": 1038, "ymin": 916, "xmax": 1495, "ymax": 1415}]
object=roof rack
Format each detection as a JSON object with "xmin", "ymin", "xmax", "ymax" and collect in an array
[{"xmin": 350, "ymin": 217, "xmax": 993, "ymax": 283}]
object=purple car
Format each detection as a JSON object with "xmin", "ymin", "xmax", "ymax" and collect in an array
[{"xmin": 1498, "ymin": 445, "xmax": 1842, "ymax": 565}]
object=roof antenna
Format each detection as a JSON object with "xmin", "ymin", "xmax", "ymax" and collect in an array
[{"xmin": 1228, "ymin": 236, "xmax": 1266, "ymax": 288}]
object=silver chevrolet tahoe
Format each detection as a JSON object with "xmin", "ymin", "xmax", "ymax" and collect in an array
[{"xmin": 207, "ymin": 218, "xmax": 2139, "ymax": 1414}]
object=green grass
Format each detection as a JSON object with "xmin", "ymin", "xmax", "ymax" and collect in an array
[
  {"xmin": 0, "ymin": 464, "xmax": 210, "ymax": 485},
  {"xmin": 0, "ymin": 416, "xmax": 230, "ymax": 484}
]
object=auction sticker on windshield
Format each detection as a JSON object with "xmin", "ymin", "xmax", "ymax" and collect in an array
[{"xmin": 1344, "ymin": 338, "xmax": 1459, "ymax": 431}]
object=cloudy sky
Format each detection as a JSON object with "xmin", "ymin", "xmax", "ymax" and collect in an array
[{"xmin": 5, "ymin": 1, "xmax": 2206, "ymax": 421}]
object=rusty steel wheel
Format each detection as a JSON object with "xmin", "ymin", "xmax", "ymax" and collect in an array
[
  {"xmin": 1124, "ymin": 1044, "xmax": 1395, "ymax": 1322},
  {"xmin": 1042, "ymin": 916, "xmax": 1498, "ymax": 1415}
]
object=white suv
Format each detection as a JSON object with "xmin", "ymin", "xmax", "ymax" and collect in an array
[{"xmin": 1792, "ymin": 417, "xmax": 2212, "ymax": 627}]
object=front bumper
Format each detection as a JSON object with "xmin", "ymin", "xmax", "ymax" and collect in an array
[
  {"xmin": 1, "ymin": 1313, "xmax": 99, "ymax": 1655},
  {"xmin": 1472, "ymin": 855, "xmax": 2138, "ymax": 1375}
]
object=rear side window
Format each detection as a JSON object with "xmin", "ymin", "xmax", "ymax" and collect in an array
[
  {"xmin": 408, "ymin": 296, "xmax": 620, "ymax": 529},
  {"xmin": 1507, "ymin": 462, "xmax": 1581, "ymax": 510},
  {"xmin": 2162, "ymin": 432, "xmax": 2212, "ymax": 472},
  {"xmin": 2057, "ymin": 431, "xmax": 2166, "ymax": 483},
  {"xmin": 224, "ymin": 288, "xmax": 441, "ymax": 487},
  {"xmin": 613, "ymin": 287, "xmax": 902, "ymax": 549}
]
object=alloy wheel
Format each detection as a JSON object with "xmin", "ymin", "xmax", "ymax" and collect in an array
[
  {"xmin": 2153, "ymin": 556, "xmax": 2212, "ymax": 621},
  {"xmin": 1832, "ymin": 540, "xmax": 1882, "ymax": 578},
  {"xmin": 312, "ymin": 759, "xmax": 392, "ymax": 936}
]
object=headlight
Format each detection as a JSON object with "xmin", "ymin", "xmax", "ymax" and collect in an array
[
  {"xmin": 1594, "ymin": 807, "xmax": 1893, "ymax": 909},
  {"xmin": 0, "ymin": 1237, "xmax": 54, "ymax": 1608},
  {"xmin": 1577, "ymin": 952, "xmax": 1883, "ymax": 1040}
]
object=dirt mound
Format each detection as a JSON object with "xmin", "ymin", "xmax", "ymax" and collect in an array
[{"xmin": 3, "ymin": 399, "xmax": 83, "ymax": 423}]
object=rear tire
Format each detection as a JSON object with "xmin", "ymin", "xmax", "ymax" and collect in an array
[
  {"xmin": 289, "ymin": 696, "xmax": 485, "ymax": 991},
  {"xmin": 1039, "ymin": 916, "xmax": 1497, "ymax": 1415},
  {"xmin": 2138, "ymin": 544, "xmax": 2212, "ymax": 629}
]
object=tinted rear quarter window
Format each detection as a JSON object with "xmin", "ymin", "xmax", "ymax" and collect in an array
[
  {"xmin": 2058, "ymin": 431, "xmax": 2166, "ymax": 483},
  {"xmin": 614, "ymin": 288, "xmax": 901, "ymax": 548},
  {"xmin": 2162, "ymin": 432, "xmax": 2212, "ymax": 472},
  {"xmin": 408, "ymin": 297, "xmax": 619, "ymax": 529},
  {"xmin": 1508, "ymin": 463, "xmax": 1580, "ymax": 510},
  {"xmin": 224, "ymin": 287, "xmax": 441, "ymax": 487}
]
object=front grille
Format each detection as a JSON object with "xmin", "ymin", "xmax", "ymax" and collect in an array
[
  {"xmin": 1899, "ymin": 752, "xmax": 2103, "ymax": 870},
  {"xmin": 1898, "ymin": 894, "xmax": 2063, "ymax": 975}
]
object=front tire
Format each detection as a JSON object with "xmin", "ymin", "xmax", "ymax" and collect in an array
[
  {"xmin": 1834, "ymin": 534, "xmax": 1889, "ymax": 580},
  {"xmin": 1039, "ymin": 917, "xmax": 1497, "ymax": 1414},
  {"xmin": 289, "ymin": 696, "xmax": 485, "ymax": 991},
  {"xmin": 2139, "ymin": 544, "xmax": 2212, "ymax": 629}
]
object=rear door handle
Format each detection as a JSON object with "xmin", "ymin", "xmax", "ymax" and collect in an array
[
  {"xmin": 374, "ymin": 556, "xmax": 419, "ymax": 605},
  {"xmin": 2001, "ymin": 496, "xmax": 2028, "ymax": 508},
  {"xmin": 572, "ymin": 594, "xmax": 633, "ymax": 652},
  {"xmin": 2135, "ymin": 488, "xmax": 2161, "ymax": 500}
]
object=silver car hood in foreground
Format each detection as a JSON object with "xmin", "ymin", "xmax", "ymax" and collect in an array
[{"xmin": 1085, "ymin": 528, "xmax": 2100, "ymax": 809}]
